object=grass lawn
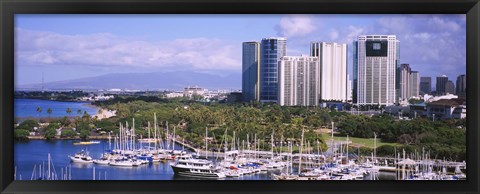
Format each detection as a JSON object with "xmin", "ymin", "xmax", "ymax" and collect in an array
[
  {"xmin": 318, "ymin": 127, "xmax": 401, "ymax": 148},
  {"xmin": 328, "ymin": 135, "xmax": 400, "ymax": 148}
]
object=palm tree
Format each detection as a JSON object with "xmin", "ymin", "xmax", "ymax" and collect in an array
[
  {"xmin": 36, "ymin": 107, "xmax": 42, "ymax": 117},
  {"xmin": 66, "ymin": 108, "xmax": 72, "ymax": 116},
  {"xmin": 46, "ymin": 108, "xmax": 53, "ymax": 117}
]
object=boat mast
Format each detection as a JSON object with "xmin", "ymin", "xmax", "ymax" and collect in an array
[
  {"xmin": 173, "ymin": 126, "xmax": 176, "ymax": 152},
  {"xmin": 166, "ymin": 121, "xmax": 169, "ymax": 150},
  {"xmin": 125, "ymin": 121, "xmax": 128, "ymax": 151},
  {"xmin": 232, "ymin": 131, "xmax": 236, "ymax": 151},
  {"xmin": 271, "ymin": 130, "xmax": 274, "ymax": 159},
  {"xmin": 346, "ymin": 135, "xmax": 349, "ymax": 165},
  {"xmin": 331, "ymin": 122, "xmax": 334, "ymax": 157},
  {"xmin": 374, "ymin": 132, "xmax": 377, "ymax": 165},
  {"xmin": 205, "ymin": 127, "xmax": 208, "ymax": 158},
  {"xmin": 132, "ymin": 118, "xmax": 135, "ymax": 151},
  {"xmin": 298, "ymin": 128, "xmax": 304, "ymax": 174},
  {"xmin": 48, "ymin": 153, "xmax": 51, "ymax": 180},
  {"xmin": 154, "ymin": 113, "xmax": 157, "ymax": 152},
  {"xmin": 254, "ymin": 133, "xmax": 257, "ymax": 160},
  {"xmin": 148, "ymin": 121, "xmax": 151, "ymax": 152}
]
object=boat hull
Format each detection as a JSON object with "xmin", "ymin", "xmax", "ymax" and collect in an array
[
  {"xmin": 93, "ymin": 160, "xmax": 110, "ymax": 165},
  {"xmin": 171, "ymin": 165, "xmax": 225, "ymax": 178},
  {"xmin": 69, "ymin": 156, "xmax": 93, "ymax": 163}
]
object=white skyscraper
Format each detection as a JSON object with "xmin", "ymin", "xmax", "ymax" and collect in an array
[
  {"xmin": 310, "ymin": 42, "xmax": 348, "ymax": 102},
  {"xmin": 354, "ymin": 35, "xmax": 400, "ymax": 105},
  {"xmin": 278, "ymin": 56, "xmax": 320, "ymax": 106}
]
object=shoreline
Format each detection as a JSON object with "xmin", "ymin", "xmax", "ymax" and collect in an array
[{"xmin": 15, "ymin": 98, "xmax": 116, "ymax": 120}]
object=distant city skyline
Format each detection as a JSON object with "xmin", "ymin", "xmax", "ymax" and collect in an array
[{"xmin": 15, "ymin": 14, "xmax": 466, "ymax": 90}]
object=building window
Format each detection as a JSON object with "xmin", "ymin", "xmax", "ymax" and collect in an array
[{"xmin": 373, "ymin": 43, "xmax": 381, "ymax": 50}]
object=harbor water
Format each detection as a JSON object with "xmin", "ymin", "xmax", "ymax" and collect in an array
[{"xmin": 14, "ymin": 140, "xmax": 395, "ymax": 180}]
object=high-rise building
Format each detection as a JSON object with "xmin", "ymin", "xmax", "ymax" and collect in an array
[
  {"xmin": 352, "ymin": 41, "xmax": 358, "ymax": 103},
  {"xmin": 400, "ymin": 64, "xmax": 412, "ymax": 100},
  {"xmin": 446, "ymin": 80, "xmax": 455, "ymax": 95},
  {"xmin": 399, "ymin": 64, "xmax": 420, "ymax": 100},
  {"xmin": 353, "ymin": 35, "xmax": 399, "ymax": 105},
  {"xmin": 310, "ymin": 42, "xmax": 348, "ymax": 102},
  {"xmin": 456, "ymin": 74, "xmax": 466, "ymax": 96},
  {"xmin": 260, "ymin": 37, "xmax": 287, "ymax": 103},
  {"xmin": 410, "ymin": 71, "xmax": 419, "ymax": 98},
  {"xmin": 242, "ymin": 41, "xmax": 261, "ymax": 102},
  {"xmin": 420, "ymin": 77, "xmax": 432, "ymax": 95},
  {"xmin": 436, "ymin": 75, "xmax": 448, "ymax": 95},
  {"xmin": 278, "ymin": 56, "xmax": 320, "ymax": 106},
  {"xmin": 347, "ymin": 74, "xmax": 352, "ymax": 102}
]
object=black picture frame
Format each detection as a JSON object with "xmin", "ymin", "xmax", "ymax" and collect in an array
[{"xmin": 1, "ymin": 0, "xmax": 479, "ymax": 194}]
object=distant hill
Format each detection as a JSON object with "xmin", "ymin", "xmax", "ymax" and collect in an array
[{"xmin": 18, "ymin": 71, "xmax": 242, "ymax": 91}]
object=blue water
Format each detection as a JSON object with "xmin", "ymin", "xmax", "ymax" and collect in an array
[
  {"xmin": 14, "ymin": 140, "xmax": 274, "ymax": 180},
  {"xmin": 14, "ymin": 99, "xmax": 99, "ymax": 119}
]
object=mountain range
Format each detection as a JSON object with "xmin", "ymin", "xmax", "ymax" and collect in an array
[{"xmin": 17, "ymin": 71, "xmax": 242, "ymax": 91}]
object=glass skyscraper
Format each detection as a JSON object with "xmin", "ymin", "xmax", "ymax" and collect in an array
[
  {"xmin": 456, "ymin": 74, "xmax": 466, "ymax": 96},
  {"xmin": 436, "ymin": 75, "xmax": 448, "ymax": 95},
  {"xmin": 242, "ymin": 41, "xmax": 260, "ymax": 102},
  {"xmin": 420, "ymin": 77, "xmax": 432, "ymax": 95},
  {"xmin": 260, "ymin": 37, "xmax": 286, "ymax": 103}
]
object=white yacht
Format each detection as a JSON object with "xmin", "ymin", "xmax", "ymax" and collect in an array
[
  {"xmin": 170, "ymin": 154, "xmax": 225, "ymax": 178},
  {"xmin": 93, "ymin": 153, "xmax": 111, "ymax": 165},
  {"xmin": 69, "ymin": 150, "xmax": 93, "ymax": 163},
  {"xmin": 109, "ymin": 159, "xmax": 141, "ymax": 167}
]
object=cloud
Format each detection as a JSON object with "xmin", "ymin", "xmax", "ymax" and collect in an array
[
  {"xmin": 373, "ymin": 15, "xmax": 466, "ymax": 82},
  {"xmin": 329, "ymin": 29, "xmax": 339, "ymax": 40},
  {"xmin": 280, "ymin": 14, "xmax": 465, "ymax": 84},
  {"xmin": 15, "ymin": 28, "xmax": 241, "ymax": 71},
  {"xmin": 276, "ymin": 15, "xmax": 316, "ymax": 37},
  {"xmin": 428, "ymin": 16, "xmax": 461, "ymax": 32}
]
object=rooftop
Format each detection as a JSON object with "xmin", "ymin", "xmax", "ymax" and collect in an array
[{"xmin": 427, "ymin": 99, "xmax": 465, "ymax": 107}]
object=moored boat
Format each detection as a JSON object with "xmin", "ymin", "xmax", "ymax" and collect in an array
[
  {"xmin": 73, "ymin": 141, "xmax": 101, "ymax": 145},
  {"xmin": 69, "ymin": 150, "xmax": 93, "ymax": 163},
  {"xmin": 170, "ymin": 154, "xmax": 225, "ymax": 179}
]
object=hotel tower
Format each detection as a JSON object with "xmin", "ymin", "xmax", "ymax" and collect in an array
[{"xmin": 353, "ymin": 35, "xmax": 400, "ymax": 105}]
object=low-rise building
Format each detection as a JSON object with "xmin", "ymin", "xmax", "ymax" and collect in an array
[
  {"xmin": 384, "ymin": 105, "xmax": 410, "ymax": 118},
  {"xmin": 165, "ymin": 92, "xmax": 184, "ymax": 98},
  {"xmin": 452, "ymin": 105, "xmax": 467, "ymax": 119},
  {"xmin": 184, "ymin": 86, "xmax": 205, "ymax": 98},
  {"xmin": 426, "ymin": 99, "xmax": 466, "ymax": 120},
  {"xmin": 409, "ymin": 102, "xmax": 427, "ymax": 118}
]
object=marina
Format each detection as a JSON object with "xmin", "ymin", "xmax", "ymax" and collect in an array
[
  {"xmin": 13, "ymin": 100, "xmax": 466, "ymax": 181},
  {"xmin": 14, "ymin": 137, "xmax": 465, "ymax": 181}
]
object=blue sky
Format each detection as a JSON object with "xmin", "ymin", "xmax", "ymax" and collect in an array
[{"xmin": 15, "ymin": 14, "xmax": 466, "ymax": 89}]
